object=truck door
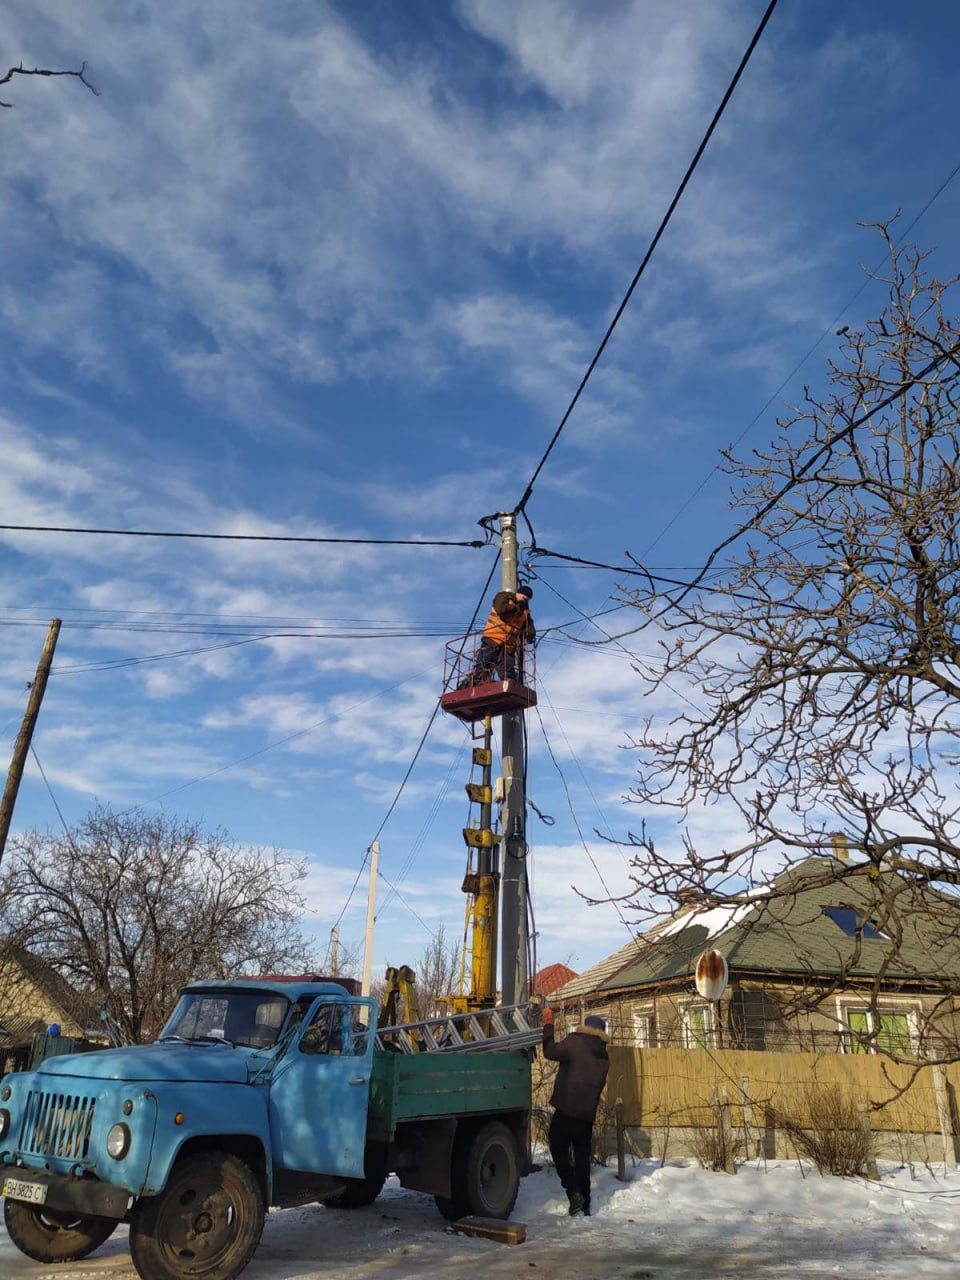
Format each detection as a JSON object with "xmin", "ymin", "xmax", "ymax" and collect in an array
[{"xmin": 268, "ymin": 996, "xmax": 376, "ymax": 1178}]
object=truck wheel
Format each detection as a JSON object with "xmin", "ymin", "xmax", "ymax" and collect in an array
[
  {"xmin": 433, "ymin": 1192, "xmax": 465, "ymax": 1221},
  {"xmin": 3, "ymin": 1199, "xmax": 116, "ymax": 1262},
  {"xmin": 129, "ymin": 1151, "xmax": 264, "ymax": 1280},
  {"xmin": 461, "ymin": 1121, "xmax": 520, "ymax": 1219},
  {"xmin": 325, "ymin": 1171, "xmax": 386, "ymax": 1209},
  {"xmin": 326, "ymin": 1142, "xmax": 388, "ymax": 1208}
]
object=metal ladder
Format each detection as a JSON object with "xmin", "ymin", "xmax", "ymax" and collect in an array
[{"xmin": 374, "ymin": 1002, "xmax": 541, "ymax": 1054}]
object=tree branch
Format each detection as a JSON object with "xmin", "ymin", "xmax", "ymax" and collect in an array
[{"xmin": 1, "ymin": 62, "xmax": 99, "ymax": 109}]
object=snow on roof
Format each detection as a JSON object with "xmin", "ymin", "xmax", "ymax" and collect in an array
[{"xmin": 655, "ymin": 899, "xmax": 756, "ymax": 941}]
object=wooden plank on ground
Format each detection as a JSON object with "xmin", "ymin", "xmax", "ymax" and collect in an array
[{"xmin": 451, "ymin": 1216, "xmax": 527, "ymax": 1245}]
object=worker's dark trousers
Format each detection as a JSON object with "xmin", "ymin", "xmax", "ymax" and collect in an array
[
  {"xmin": 548, "ymin": 1110, "xmax": 593, "ymax": 1205},
  {"xmin": 472, "ymin": 640, "xmax": 522, "ymax": 683}
]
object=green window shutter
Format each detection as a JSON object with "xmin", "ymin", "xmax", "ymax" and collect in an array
[
  {"xmin": 847, "ymin": 1010, "xmax": 870, "ymax": 1053},
  {"xmin": 877, "ymin": 1013, "xmax": 910, "ymax": 1056}
]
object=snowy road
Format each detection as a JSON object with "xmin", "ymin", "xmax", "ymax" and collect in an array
[{"xmin": 3, "ymin": 1160, "xmax": 959, "ymax": 1279}]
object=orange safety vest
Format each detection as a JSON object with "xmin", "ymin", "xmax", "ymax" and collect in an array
[{"xmin": 482, "ymin": 604, "xmax": 530, "ymax": 650}]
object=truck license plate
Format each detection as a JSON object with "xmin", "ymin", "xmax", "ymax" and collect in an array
[{"xmin": 3, "ymin": 1177, "xmax": 48, "ymax": 1205}]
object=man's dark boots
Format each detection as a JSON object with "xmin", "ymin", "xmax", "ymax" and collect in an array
[
  {"xmin": 582, "ymin": 1198, "xmax": 591, "ymax": 1216},
  {"xmin": 567, "ymin": 1190, "xmax": 584, "ymax": 1216}
]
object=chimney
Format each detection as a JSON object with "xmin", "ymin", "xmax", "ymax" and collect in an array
[{"xmin": 830, "ymin": 832, "xmax": 850, "ymax": 862}]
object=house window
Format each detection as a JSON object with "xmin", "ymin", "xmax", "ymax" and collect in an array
[
  {"xmin": 846, "ymin": 1009, "xmax": 912, "ymax": 1055},
  {"xmin": 633, "ymin": 1006, "xmax": 656, "ymax": 1048},
  {"xmin": 682, "ymin": 1003, "xmax": 714, "ymax": 1048},
  {"xmin": 822, "ymin": 907, "xmax": 886, "ymax": 940}
]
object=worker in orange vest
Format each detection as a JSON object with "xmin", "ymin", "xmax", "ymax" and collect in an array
[{"xmin": 472, "ymin": 583, "xmax": 534, "ymax": 683}]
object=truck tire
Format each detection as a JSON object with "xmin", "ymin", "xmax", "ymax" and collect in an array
[
  {"xmin": 3, "ymin": 1199, "xmax": 116, "ymax": 1262},
  {"xmin": 463, "ymin": 1121, "xmax": 521, "ymax": 1218},
  {"xmin": 129, "ymin": 1151, "xmax": 264, "ymax": 1280},
  {"xmin": 325, "ymin": 1142, "xmax": 388, "ymax": 1209},
  {"xmin": 325, "ymin": 1171, "xmax": 387, "ymax": 1209},
  {"xmin": 435, "ymin": 1120, "xmax": 520, "ymax": 1222}
]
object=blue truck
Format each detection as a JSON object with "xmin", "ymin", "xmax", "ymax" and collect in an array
[{"xmin": 0, "ymin": 977, "xmax": 532, "ymax": 1280}]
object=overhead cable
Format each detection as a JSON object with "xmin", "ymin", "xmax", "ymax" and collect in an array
[
  {"xmin": 0, "ymin": 522, "xmax": 486, "ymax": 548},
  {"xmin": 679, "ymin": 341, "xmax": 960, "ymax": 605},
  {"xmin": 365, "ymin": 552, "xmax": 501, "ymax": 851},
  {"xmin": 532, "ymin": 703, "xmax": 637, "ymax": 939},
  {"xmin": 533, "ymin": 547, "xmax": 765, "ymax": 606},
  {"xmin": 329, "ymin": 552, "xmax": 501, "ymax": 935},
  {"xmin": 640, "ymin": 151, "xmax": 960, "ymax": 559},
  {"xmin": 513, "ymin": 0, "xmax": 781, "ymax": 515}
]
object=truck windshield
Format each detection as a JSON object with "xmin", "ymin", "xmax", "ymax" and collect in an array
[{"xmin": 159, "ymin": 990, "xmax": 290, "ymax": 1049}]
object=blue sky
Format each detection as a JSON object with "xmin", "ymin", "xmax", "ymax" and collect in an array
[{"xmin": 2, "ymin": 0, "xmax": 960, "ymax": 980}]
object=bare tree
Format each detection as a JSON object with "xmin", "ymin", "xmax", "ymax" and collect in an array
[
  {"xmin": 0, "ymin": 806, "xmax": 318, "ymax": 1042},
  {"xmin": 617, "ymin": 226, "xmax": 960, "ymax": 1054},
  {"xmin": 409, "ymin": 922, "xmax": 462, "ymax": 1021},
  {"xmin": 1, "ymin": 62, "xmax": 98, "ymax": 109}
]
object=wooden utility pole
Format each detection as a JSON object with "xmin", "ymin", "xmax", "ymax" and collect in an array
[
  {"xmin": 361, "ymin": 839, "xmax": 380, "ymax": 998},
  {"xmin": 0, "ymin": 618, "xmax": 61, "ymax": 865},
  {"xmin": 499, "ymin": 515, "xmax": 528, "ymax": 1006}
]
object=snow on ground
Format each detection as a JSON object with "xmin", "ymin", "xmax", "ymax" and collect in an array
[{"xmin": 3, "ymin": 1158, "xmax": 960, "ymax": 1279}]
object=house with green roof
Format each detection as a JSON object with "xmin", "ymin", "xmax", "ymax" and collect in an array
[{"xmin": 551, "ymin": 845, "xmax": 960, "ymax": 1059}]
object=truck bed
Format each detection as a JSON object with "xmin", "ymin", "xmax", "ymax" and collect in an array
[{"xmin": 368, "ymin": 1047, "xmax": 531, "ymax": 1138}]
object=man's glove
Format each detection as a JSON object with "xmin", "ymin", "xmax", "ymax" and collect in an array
[{"xmin": 542, "ymin": 1005, "xmax": 554, "ymax": 1026}]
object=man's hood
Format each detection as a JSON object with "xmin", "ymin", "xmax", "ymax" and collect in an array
[
  {"xmin": 35, "ymin": 1042, "xmax": 261, "ymax": 1085},
  {"xmin": 573, "ymin": 1024, "xmax": 610, "ymax": 1049}
]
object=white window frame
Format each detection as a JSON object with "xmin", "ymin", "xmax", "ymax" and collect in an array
[
  {"xmin": 680, "ymin": 1000, "xmax": 715, "ymax": 1049},
  {"xmin": 632, "ymin": 1003, "xmax": 656, "ymax": 1049},
  {"xmin": 835, "ymin": 996, "xmax": 919, "ymax": 1055}
]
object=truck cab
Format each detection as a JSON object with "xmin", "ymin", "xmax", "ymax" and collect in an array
[{"xmin": 0, "ymin": 978, "xmax": 531, "ymax": 1280}]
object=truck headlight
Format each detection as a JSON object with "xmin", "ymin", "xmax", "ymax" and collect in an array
[
  {"xmin": 106, "ymin": 1123, "xmax": 131, "ymax": 1159},
  {"xmin": 0, "ymin": 1108, "xmax": 9, "ymax": 1140}
]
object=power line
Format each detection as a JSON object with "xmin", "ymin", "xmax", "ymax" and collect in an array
[
  {"xmin": 53, "ymin": 635, "xmax": 274, "ymax": 674},
  {"xmin": 376, "ymin": 867, "xmax": 439, "ymax": 940},
  {"xmin": 331, "ymin": 851, "xmax": 370, "ymax": 933},
  {"xmin": 0, "ymin": 604, "xmax": 474, "ymax": 626},
  {"xmin": 378, "ymin": 737, "xmax": 470, "ymax": 918},
  {"xmin": 513, "ymin": 0, "xmax": 781, "ymax": 515},
  {"xmin": 639, "ymin": 152, "xmax": 960, "ymax": 559},
  {"xmin": 29, "ymin": 745, "xmax": 71, "ymax": 837},
  {"xmin": 536, "ymin": 674, "xmax": 631, "ymax": 870},
  {"xmin": 532, "ymin": 546, "xmax": 766, "ymax": 606},
  {"xmin": 328, "ymin": 552, "xmax": 501, "ymax": 933},
  {"xmin": 532, "ymin": 703, "xmax": 637, "ymax": 940},
  {"xmin": 0, "ymin": 522, "xmax": 487, "ymax": 548},
  {"xmin": 531, "ymin": 570, "xmax": 707, "ymax": 715},
  {"xmin": 681, "ymin": 341, "xmax": 960, "ymax": 604}
]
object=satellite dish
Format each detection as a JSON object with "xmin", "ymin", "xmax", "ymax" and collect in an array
[{"xmin": 694, "ymin": 949, "xmax": 728, "ymax": 1002}]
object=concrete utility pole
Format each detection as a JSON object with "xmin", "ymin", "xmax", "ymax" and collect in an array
[
  {"xmin": 0, "ymin": 618, "xmax": 61, "ymax": 866},
  {"xmin": 361, "ymin": 838, "xmax": 380, "ymax": 998},
  {"xmin": 499, "ymin": 516, "xmax": 528, "ymax": 1005},
  {"xmin": 328, "ymin": 923, "xmax": 340, "ymax": 975}
]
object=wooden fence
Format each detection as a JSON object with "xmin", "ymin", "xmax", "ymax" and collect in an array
[{"xmin": 537, "ymin": 1047, "xmax": 960, "ymax": 1161}]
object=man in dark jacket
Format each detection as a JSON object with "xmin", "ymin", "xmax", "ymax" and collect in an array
[{"xmin": 542, "ymin": 1006, "xmax": 609, "ymax": 1217}]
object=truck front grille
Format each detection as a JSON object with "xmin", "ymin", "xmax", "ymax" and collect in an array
[{"xmin": 19, "ymin": 1090, "xmax": 96, "ymax": 1161}]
